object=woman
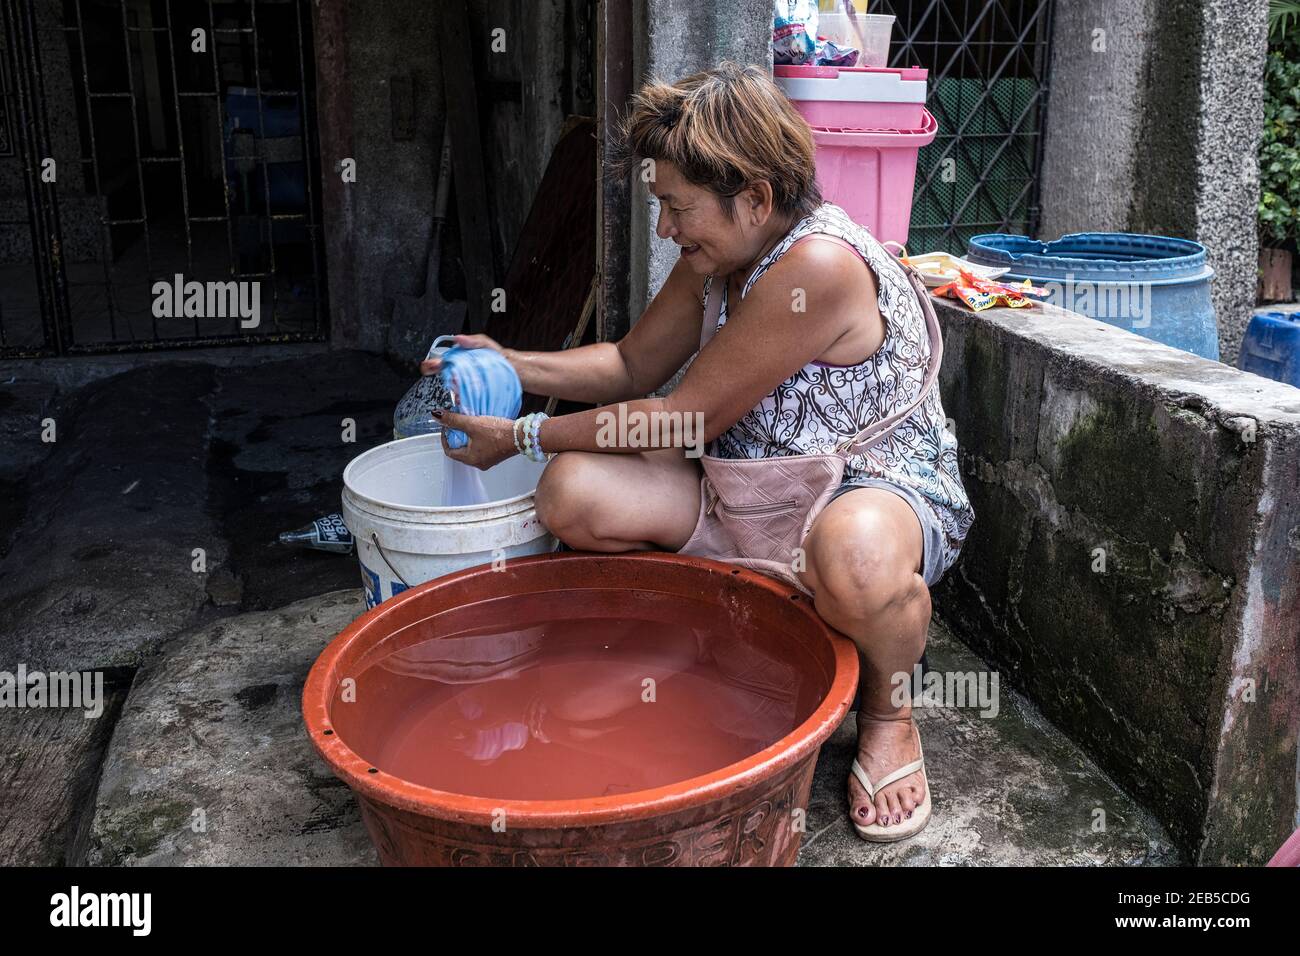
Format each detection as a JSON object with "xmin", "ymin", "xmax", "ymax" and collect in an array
[{"xmin": 430, "ymin": 62, "xmax": 974, "ymax": 842}]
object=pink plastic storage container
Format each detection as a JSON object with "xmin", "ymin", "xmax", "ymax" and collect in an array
[
  {"xmin": 775, "ymin": 65, "xmax": 928, "ymax": 131},
  {"xmin": 810, "ymin": 110, "xmax": 937, "ymax": 246}
]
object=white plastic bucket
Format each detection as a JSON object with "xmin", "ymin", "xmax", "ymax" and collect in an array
[{"xmin": 341, "ymin": 435, "xmax": 555, "ymax": 608}]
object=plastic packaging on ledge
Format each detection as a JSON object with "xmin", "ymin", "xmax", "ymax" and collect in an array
[
  {"xmin": 774, "ymin": 0, "xmax": 820, "ymax": 65},
  {"xmin": 932, "ymin": 269, "xmax": 1048, "ymax": 312}
]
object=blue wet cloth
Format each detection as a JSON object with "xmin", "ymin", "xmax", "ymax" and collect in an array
[{"xmin": 438, "ymin": 346, "xmax": 523, "ymax": 449}]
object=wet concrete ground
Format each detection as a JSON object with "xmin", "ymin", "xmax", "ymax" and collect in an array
[
  {"xmin": 0, "ymin": 351, "xmax": 407, "ymax": 864},
  {"xmin": 0, "ymin": 353, "xmax": 1179, "ymax": 866}
]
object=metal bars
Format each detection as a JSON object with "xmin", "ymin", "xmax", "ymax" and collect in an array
[
  {"xmin": 873, "ymin": 0, "xmax": 1056, "ymax": 255},
  {"xmin": 0, "ymin": 0, "xmax": 326, "ymax": 356}
]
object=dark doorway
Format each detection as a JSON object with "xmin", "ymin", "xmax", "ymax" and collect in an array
[{"xmin": 0, "ymin": 0, "xmax": 327, "ymax": 357}]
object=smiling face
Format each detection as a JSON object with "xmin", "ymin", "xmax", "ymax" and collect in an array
[
  {"xmin": 650, "ymin": 160, "xmax": 779, "ymax": 278},
  {"xmin": 623, "ymin": 65, "xmax": 822, "ymax": 279}
]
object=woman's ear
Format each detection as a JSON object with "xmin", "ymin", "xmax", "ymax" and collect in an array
[{"xmin": 741, "ymin": 181, "xmax": 776, "ymax": 226}]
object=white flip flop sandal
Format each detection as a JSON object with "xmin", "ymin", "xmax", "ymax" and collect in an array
[{"xmin": 849, "ymin": 728, "xmax": 932, "ymax": 843}]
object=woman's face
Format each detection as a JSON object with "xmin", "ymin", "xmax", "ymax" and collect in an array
[{"xmin": 649, "ymin": 161, "xmax": 771, "ymax": 277}]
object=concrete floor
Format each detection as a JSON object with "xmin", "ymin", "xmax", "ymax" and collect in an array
[
  {"xmin": 0, "ymin": 355, "xmax": 1180, "ymax": 866},
  {"xmin": 0, "ymin": 351, "xmax": 406, "ymax": 864},
  {"xmin": 83, "ymin": 589, "xmax": 1178, "ymax": 866}
]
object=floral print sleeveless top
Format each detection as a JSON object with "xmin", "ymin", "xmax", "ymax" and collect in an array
[{"xmin": 704, "ymin": 203, "xmax": 974, "ymax": 572}]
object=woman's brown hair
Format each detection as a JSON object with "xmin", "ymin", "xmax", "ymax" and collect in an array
[{"xmin": 620, "ymin": 61, "xmax": 822, "ymax": 220}]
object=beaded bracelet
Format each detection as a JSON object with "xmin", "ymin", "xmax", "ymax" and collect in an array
[
  {"xmin": 511, "ymin": 416, "xmax": 526, "ymax": 455},
  {"xmin": 524, "ymin": 412, "xmax": 551, "ymax": 463},
  {"xmin": 529, "ymin": 414, "xmax": 544, "ymax": 462},
  {"xmin": 521, "ymin": 415, "xmax": 536, "ymax": 460}
]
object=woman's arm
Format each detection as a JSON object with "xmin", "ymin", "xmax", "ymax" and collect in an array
[
  {"xmin": 502, "ymin": 258, "xmax": 706, "ymax": 404},
  {"xmin": 438, "ymin": 240, "xmax": 880, "ymax": 469},
  {"xmin": 539, "ymin": 240, "xmax": 876, "ymax": 454}
]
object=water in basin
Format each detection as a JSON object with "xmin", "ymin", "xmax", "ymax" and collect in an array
[{"xmin": 331, "ymin": 592, "xmax": 822, "ymax": 800}]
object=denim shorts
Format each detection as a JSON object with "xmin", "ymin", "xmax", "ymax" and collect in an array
[{"xmin": 827, "ymin": 478, "xmax": 947, "ymax": 587}]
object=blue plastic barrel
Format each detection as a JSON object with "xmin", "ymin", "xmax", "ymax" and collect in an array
[
  {"xmin": 965, "ymin": 233, "xmax": 1219, "ymax": 360},
  {"xmin": 1238, "ymin": 311, "xmax": 1300, "ymax": 388}
]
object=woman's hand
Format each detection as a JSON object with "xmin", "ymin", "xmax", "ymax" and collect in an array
[
  {"xmin": 436, "ymin": 409, "xmax": 518, "ymax": 470},
  {"xmin": 419, "ymin": 333, "xmax": 507, "ymax": 377}
]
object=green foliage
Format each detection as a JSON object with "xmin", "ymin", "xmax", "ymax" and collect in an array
[
  {"xmin": 1259, "ymin": 40, "xmax": 1300, "ymax": 246},
  {"xmin": 1270, "ymin": 0, "xmax": 1300, "ymax": 42}
]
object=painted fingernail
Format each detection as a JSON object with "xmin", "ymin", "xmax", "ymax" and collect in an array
[
  {"xmin": 432, "ymin": 409, "xmax": 443, "ymax": 418},
  {"xmin": 906, "ymin": 811, "xmax": 913, "ymax": 819}
]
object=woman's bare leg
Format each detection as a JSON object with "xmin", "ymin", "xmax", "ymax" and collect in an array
[
  {"xmin": 799, "ymin": 487, "xmax": 930, "ymax": 830},
  {"xmin": 534, "ymin": 448, "xmax": 702, "ymax": 552}
]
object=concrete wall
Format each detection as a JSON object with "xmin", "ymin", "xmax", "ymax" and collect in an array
[
  {"xmin": 933, "ymin": 293, "xmax": 1300, "ymax": 863},
  {"xmin": 313, "ymin": 0, "xmax": 579, "ymax": 359},
  {"xmin": 1039, "ymin": 0, "xmax": 1270, "ymax": 364},
  {"xmin": 627, "ymin": 0, "xmax": 772, "ymax": 320},
  {"xmin": 313, "ymin": 0, "xmax": 438, "ymax": 354}
]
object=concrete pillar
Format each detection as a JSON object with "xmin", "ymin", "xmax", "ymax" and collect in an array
[
  {"xmin": 628, "ymin": 0, "xmax": 772, "ymax": 321},
  {"xmin": 1038, "ymin": 0, "xmax": 1269, "ymax": 364}
]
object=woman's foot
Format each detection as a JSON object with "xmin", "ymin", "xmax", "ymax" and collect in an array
[{"xmin": 847, "ymin": 712, "xmax": 927, "ymax": 829}]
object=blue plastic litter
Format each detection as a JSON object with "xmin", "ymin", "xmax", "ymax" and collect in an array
[
  {"xmin": 965, "ymin": 232, "xmax": 1219, "ymax": 360},
  {"xmin": 437, "ymin": 346, "xmax": 523, "ymax": 449},
  {"xmin": 1238, "ymin": 311, "xmax": 1300, "ymax": 389}
]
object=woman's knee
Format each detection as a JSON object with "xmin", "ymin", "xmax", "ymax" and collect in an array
[
  {"xmin": 805, "ymin": 509, "xmax": 927, "ymax": 628},
  {"xmin": 534, "ymin": 452, "xmax": 602, "ymax": 538},
  {"xmin": 816, "ymin": 547, "xmax": 926, "ymax": 629}
]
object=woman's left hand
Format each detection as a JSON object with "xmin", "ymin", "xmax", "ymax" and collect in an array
[{"xmin": 436, "ymin": 410, "xmax": 518, "ymax": 470}]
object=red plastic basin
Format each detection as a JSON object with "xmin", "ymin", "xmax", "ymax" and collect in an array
[{"xmin": 302, "ymin": 551, "xmax": 858, "ymax": 867}]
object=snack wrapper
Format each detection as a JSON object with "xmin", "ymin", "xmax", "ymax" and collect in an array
[
  {"xmin": 773, "ymin": 0, "xmax": 819, "ymax": 65},
  {"xmin": 817, "ymin": 40, "xmax": 860, "ymax": 67},
  {"xmin": 773, "ymin": 1, "xmax": 864, "ymax": 66},
  {"xmin": 932, "ymin": 269, "xmax": 1048, "ymax": 311}
]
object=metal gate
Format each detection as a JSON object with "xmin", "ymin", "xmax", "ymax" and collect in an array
[
  {"xmin": 874, "ymin": 0, "xmax": 1056, "ymax": 255},
  {"xmin": 0, "ymin": 0, "xmax": 326, "ymax": 358}
]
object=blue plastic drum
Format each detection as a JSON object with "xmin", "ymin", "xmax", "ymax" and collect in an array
[
  {"xmin": 1238, "ymin": 311, "xmax": 1300, "ymax": 389},
  {"xmin": 965, "ymin": 233, "xmax": 1219, "ymax": 360}
]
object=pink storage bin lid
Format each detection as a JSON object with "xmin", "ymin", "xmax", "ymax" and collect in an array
[
  {"xmin": 775, "ymin": 65, "xmax": 928, "ymax": 81},
  {"xmin": 774, "ymin": 64, "xmax": 928, "ymax": 105}
]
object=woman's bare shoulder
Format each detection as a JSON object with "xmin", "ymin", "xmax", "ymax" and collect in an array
[{"xmin": 750, "ymin": 231, "xmax": 876, "ymax": 309}]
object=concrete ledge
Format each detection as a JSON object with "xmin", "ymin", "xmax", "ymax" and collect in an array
[
  {"xmin": 87, "ymin": 590, "xmax": 376, "ymax": 866},
  {"xmin": 932, "ymin": 293, "xmax": 1300, "ymax": 863}
]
